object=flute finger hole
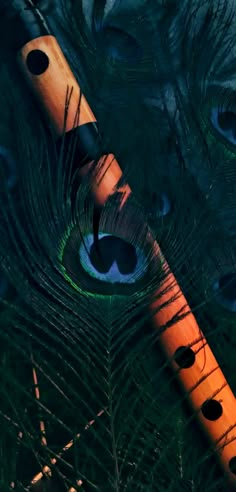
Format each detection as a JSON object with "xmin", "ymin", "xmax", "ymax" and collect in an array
[
  {"xmin": 174, "ymin": 346, "xmax": 195, "ymax": 369},
  {"xmin": 229, "ymin": 457, "xmax": 236, "ymax": 475},
  {"xmin": 26, "ymin": 49, "xmax": 49, "ymax": 75},
  {"xmin": 201, "ymin": 399, "xmax": 223, "ymax": 421}
]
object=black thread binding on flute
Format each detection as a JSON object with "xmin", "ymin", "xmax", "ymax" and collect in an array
[
  {"xmin": 0, "ymin": 0, "xmax": 51, "ymax": 52},
  {"xmin": 60, "ymin": 123, "xmax": 103, "ymax": 168}
]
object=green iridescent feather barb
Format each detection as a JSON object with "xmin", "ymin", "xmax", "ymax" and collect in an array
[{"xmin": 1, "ymin": 0, "xmax": 236, "ymax": 490}]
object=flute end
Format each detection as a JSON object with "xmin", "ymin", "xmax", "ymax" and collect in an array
[{"xmin": 0, "ymin": 0, "xmax": 50, "ymax": 53}]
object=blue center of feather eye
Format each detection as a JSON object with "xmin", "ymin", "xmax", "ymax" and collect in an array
[
  {"xmin": 90, "ymin": 236, "xmax": 137, "ymax": 274},
  {"xmin": 79, "ymin": 233, "xmax": 147, "ymax": 284},
  {"xmin": 211, "ymin": 108, "xmax": 236, "ymax": 145},
  {"xmin": 99, "ymin": 26, "xmax": 142, "ymax": 62},
  {"xmin": 213, "ymin": 273, "xmax": 236, "ymax": 312},
  {"xmin": 0, "ymin": 146, "xmax": 17, "ymax": 190},
  {"xmin": 218, "ymin": 111, "xmax": 236, "ymax": 133}
]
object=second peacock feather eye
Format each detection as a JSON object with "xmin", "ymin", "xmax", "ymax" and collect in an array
[
  {"xmin": 148, "ymin": 192, "xmax": 172, "ymax": 221},
  {"xmin": 98, "ymin": 25, "xmax": 142, "ymax": 62},
  {"xmin": 213, "ymin": 273, "xmax": 236, "ymax": 312},
  {"xmin": 210, "ymin": 107, "xmax": 236, "ymax": 146}
]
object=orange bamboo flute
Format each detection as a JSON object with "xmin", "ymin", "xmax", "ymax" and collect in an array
[{"xmin": 11, "ymin": 1, "xmax": 236, "ymax": 484}]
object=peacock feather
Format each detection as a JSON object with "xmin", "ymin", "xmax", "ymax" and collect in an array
[{"xmin": 0, "ymin": 0, "xmax": 236, "ymax": 490}]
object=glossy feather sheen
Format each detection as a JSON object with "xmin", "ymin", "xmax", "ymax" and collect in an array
[{"xmin": 0, "ymin": 1, "xmax": 236, "ymax": 491}]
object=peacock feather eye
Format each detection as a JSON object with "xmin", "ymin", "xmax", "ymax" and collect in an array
[
  {"xmin": 212, "ymin": 273, "xmax": 236, "ymax": 312},
  {"xmin": 158, "ymin": 193, "xmax": 171, "ymax": 217},
  {"xmin": 148, "ymin": 192, "xmax": 172, "ymax": 221},
  {"xmin": 210, "ymin": 107, "xmax": 236, "ymax": 147},
  {"xmin": 97, "ymin": 25, "xmax": 142, "ymax": 62},
  {"xmin": 0, "ymin": 146, "xmax": 17, "ymax": 191},
  {"xmin": 59, "ymin": 227, "xmax": 150, "ymax": 296}
]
